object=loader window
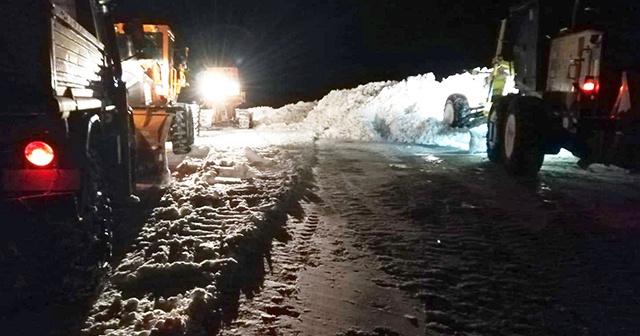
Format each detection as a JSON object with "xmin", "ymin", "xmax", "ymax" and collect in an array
[{"xmin": 143, "ymin": 32, "xmax": 164, "ymax": 61}]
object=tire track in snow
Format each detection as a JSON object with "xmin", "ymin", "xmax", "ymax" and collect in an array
[
  {"xmin": 219, "ymin": 206, "xmax": 323, "ymax": 336},
  {"xmin": 314, "ymin": 140, "xmax": 640, "ymax": 336},
  {"xmin": 82, "ymin": 138, "xmax": 317, "ymax": 336}
]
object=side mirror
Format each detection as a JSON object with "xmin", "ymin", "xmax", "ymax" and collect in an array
[{"xmin": 124, "ymin": 19, "xmax": 145, "ymax": 53}]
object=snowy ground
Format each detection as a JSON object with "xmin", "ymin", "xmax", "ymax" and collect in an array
[
  {"xmin": 74, "ymin": 69, "xmax": 640, "ymax": 336},
  {"xmin": 82, "ymin": 129, "xmax": 317, "ymax": 336},
  {"xmin": 81, "ymin": 70, "xmax": 497, "ymax": 336}
]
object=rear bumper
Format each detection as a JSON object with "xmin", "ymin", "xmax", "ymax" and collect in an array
[
  {"xmin": 1, "ymin": 169, "xmax": 81, "ymax": 220},
  {"xmin": 2, "ymin": 169, "xmax": 81, "ymax": 192}
]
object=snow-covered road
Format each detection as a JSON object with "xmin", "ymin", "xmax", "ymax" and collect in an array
[
  {"xmin": 217, "ymin": 139, "xmax": 640, "ymax": 335},
  {"xmin": 5, "ymin": 70, "xmax": 640, "ymax": 336}
]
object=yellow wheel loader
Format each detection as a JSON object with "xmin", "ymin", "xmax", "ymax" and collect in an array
[{"xmin": 115, "ymin": 22, "xmax": 199, "ymax": 183}]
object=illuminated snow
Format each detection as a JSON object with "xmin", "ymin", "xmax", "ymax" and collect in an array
[{"xmin": 239, "ymin": 69, "xmax": 493, "ymax": 151}]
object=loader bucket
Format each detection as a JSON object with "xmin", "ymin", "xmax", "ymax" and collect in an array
[{"xmin": 132, "ymin": 108, "xmax": 173, "ymax": 185}]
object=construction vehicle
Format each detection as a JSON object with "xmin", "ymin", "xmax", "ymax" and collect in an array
[
  {"xmin": 0, "ymin": 0, "xmax": 141, "ymax": 299},
  {"xmin": 114, "ymin": 22, "xmax": 199, "ymax": 182},
  {"xmin": 196, "ymin": 67, "xmax": 249, "ymax": 130},
  {"xmin": 443, "ymin": 18, "xmax": 517, "ymax": 129},
  {"xmin": 447, "ymin": 0, "xmax": 640, "ymax": 176}
]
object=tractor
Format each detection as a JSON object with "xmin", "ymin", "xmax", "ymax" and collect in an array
[{"xmin": 446, "ymin": 0, "xmax": 640, "ymax": 176}]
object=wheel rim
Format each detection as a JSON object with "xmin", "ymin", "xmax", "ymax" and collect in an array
[
  {"xmin": 504, "ymin": 113, "xmax": 516, "ymax": 159},
  {"xmin": 443, "ymin": 102, "xmax": 454, "ymax": 125}
]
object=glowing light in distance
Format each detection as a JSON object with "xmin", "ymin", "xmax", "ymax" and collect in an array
[{"xmin": 198, "ymin": 71, "xmax": 241, "ymax": 103}]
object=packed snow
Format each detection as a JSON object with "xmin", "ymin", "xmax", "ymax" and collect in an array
[
  {"xmin": 83, "ymin": 130, "xmax": 316, "ymax": 336},
  {"xmin": 83, "ymin": 69, "xmax": 498, "ymax": 335},
  {"xmin": 76, "ymin": 67, "xmax": 640, "ymax": 335}
]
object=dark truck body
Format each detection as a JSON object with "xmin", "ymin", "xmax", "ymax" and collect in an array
[
  {"xmin": 490, "ymin": 0, "xmax": 640, "ymax": 171},
  {"xmin": 0, "ymin": 0, "xmax": 133, "ymax": 217},
  {"xmin": 509, "ymin": 0, "xmax": 640, "ymax": 105},
  {"xmin": 0, "ymin": 0, "xmax": 139, "ymax": 301}
]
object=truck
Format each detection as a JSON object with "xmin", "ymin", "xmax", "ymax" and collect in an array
[
  {"xmin": 446, "ymin": 0, "xmax": 640, "ymax": 176},
  {"xmin": 0, "ymin": 0, "xmax": 169, "ymax": 301},
  {"xmin": 115, "ymin": 21, "xmax": 199, "ymax": 183}
]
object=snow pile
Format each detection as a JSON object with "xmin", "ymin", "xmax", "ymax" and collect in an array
[
  {"xmin": 303, "ymin": 80, "xmax": 397, "ymax": 140},
  {"xmin": 247, "ymin": 101, "xmax": 317, "ymax": 127},
  {"xmin": 83, "ymin": 137, "xmax": 314, "ymax": 336},
  {"xmin": 242, "ymin": 69, "xmax": 493, "ymax": 151}
]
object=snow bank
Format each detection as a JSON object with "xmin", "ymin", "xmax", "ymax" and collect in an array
[
  {"xmin": 83, "ymin": 134, "xmax": 315, "ymax": 336},
  {"xmin": 241, "ymin": 69, "xmax": 493, "ymax": 151},
  {"xmin": 248, "ymin": 101, "xmax": 317, "ymax": 127}
]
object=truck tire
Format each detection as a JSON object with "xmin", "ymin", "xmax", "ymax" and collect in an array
[
  {"xmin": 486, "ymin": 103, "xmax": 502, "ymax": 163},
  {"xmin": 443, "ymin": 94, "xmax": 470, "ymax": 127},
  {"xmin": 171, "ymin": 107, "xmax": 192, "ymax": 155},
  {"xmin": 500, "ymin": 96, "xmax": 545, "ymax": 176},
  {"xmin": 67, "ymin": 148, "xmax": 113, "ymax": 297}
]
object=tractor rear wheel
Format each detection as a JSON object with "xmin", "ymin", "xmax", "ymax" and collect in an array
[
  {"xmin": 500, "ymin": 97, "xmax": 544, "ymax": 176},
  {"xmin": 443, "ymin": 94, "xmax": 470, "ymax": 127}
]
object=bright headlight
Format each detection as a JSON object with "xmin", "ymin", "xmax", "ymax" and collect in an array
[{"xmin": 198, "ymin": 71, "xmax": 241, "ymax": 103}]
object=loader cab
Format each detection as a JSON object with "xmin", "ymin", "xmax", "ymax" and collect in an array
[{"xmin": 114, "ymin": 23, "xmax": 184, "ymax": 106}]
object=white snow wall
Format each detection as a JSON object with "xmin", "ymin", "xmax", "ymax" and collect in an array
[{"xmin": 241, "ymin": 69, "xmax": 492, "ymax": 151}]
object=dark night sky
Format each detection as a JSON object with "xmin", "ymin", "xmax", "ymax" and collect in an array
[{"xmin": 113, "ymin": 0, "xmax": 518, "ymax": 107}]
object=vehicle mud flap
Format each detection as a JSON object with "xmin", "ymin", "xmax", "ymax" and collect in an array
[{"xmin": 132, "ymin": 108, "xmax": 173, "ymax": 185}]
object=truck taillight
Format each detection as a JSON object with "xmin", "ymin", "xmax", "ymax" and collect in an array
[
  {"xmin": 24, "ymin": 141, "xmax": 55, "ymax": 167},
  {"xmin": 582, "ymin": 77, "xmax": 598, "ymax": 94}
]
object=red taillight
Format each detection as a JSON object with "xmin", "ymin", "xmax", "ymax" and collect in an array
[
  {"xmin": 582, "ymin": 77, "xmax": 598, "ymax": 94},
  {"xmin": 24, "ymin": 141, "xmax": 55, "ymax": 167}
]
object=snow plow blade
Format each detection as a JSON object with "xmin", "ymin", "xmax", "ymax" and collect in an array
[{"xmin": 132, "ymin": 108, "xmax": 173, "ymax": 185}]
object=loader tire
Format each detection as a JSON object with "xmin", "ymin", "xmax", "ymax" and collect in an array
[
  {"xmin": 237, "ymin": 109, "xmax": 253, "ymax": 129},
  {"xmin": 443, "ymin": 94, "xmax": 470, "ymax": 127},
  {"xmin": 186, "ymin": 107, "xmax": 195, "ymax": 146},
  {"xmin": 171, "ymin": 107, "xmax": 192, "ymax": 155},
  {"xmin": 500, "ymin": 96, "xmax": 544, "ymax": 176},
  {"xmin": 486, "ymin": 103, "xmax": 502, "ymax": 163}
]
